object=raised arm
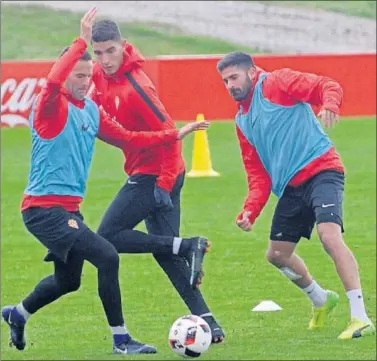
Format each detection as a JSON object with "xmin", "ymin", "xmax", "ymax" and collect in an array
[
  {"xmin": 97, "ymin": 108, "xmax": 209, "ymax": 151},
  {"xmin": 33, "ymin": 8, "xmax": 97, "ymax": 138}
]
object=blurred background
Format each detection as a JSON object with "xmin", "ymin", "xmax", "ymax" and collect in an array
[{"xmin": 1, "ymin": 0, "xmax": 376, "ymax": 59}]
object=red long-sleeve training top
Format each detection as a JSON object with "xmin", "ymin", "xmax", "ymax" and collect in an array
[
  {"xmin": 236, "ymin": 67, "xmax": 345, "ymax": 225},
  {"xmin": 21, "ymin": 38, "xmax": 179, "ymax": 212},
  {"xmin": 90, "ymin": 43, "xmax": 185, "ymax": 192}
]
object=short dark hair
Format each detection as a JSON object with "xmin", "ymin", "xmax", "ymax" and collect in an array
[
  {"xmin": 59, "ymin": 46, "xmax": 92, "ymax": 60},
  {"xmin": 92, "ymin": 20, "xmax": 122, "ymax": 43},
  {"xmin": 217, "ymin": 52, "xmax": 255, "ymax": 72}
]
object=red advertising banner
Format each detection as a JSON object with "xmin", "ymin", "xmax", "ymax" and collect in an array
[
  {"xmin": 1, "ymin": 53, "xmax": 376, "ymax": 127},
  {"xmin": 1, "ymin": 61, "xmax": 53, "ymax": 127}
]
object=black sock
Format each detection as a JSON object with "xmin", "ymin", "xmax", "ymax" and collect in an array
[
  {"xmin": 153, "ymin": 253, "xmax": 211, "ymax": 315},
  {"xmin": 177, "ymin": 238, "xmax": 192, "ymax": 257}
]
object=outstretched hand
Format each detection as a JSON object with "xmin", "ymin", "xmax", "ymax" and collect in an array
[{"xmin": 177, "ymin": 121, "xmax": 210, "ymax": 140}]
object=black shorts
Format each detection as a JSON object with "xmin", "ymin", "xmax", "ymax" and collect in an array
[
  {"xmin": 270, "ymin": 170, "xmax": 345, "ymax": 243},
  {"xmin": 22, "ymin": 207, "xmax": 88, "ymax": 263}
]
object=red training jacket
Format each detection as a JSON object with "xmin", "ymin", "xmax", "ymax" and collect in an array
[
  {"xmin": 90, "ymin": 43, "xmax": 185, "ymax": 192},
  {"xmin": 21, "ymin": 38, "xmax": 179, "ymax": 212},
  {"xmin": 236, "ymin": 67, "xmax": 345, "ymax": 225}
]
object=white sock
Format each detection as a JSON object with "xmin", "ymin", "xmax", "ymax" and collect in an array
[
  {"xmin": 346, "ymin": 289, "xmax": 370, "ymax": 323},
  {"xmin": 16, "ymin": 302, "xmax": 31, "ymax": 322},
  {"xmin": 200, "ymin": 312, "xmax": 213, "ymax": 318},
  {"xmin": 110, "ymin": 325, "xmax": 128, "ymax": 335},
  {"xmin": 302, "ymin": 279, "xmax": 328, "ymax": 308},
  {"xmin": 172, "ymin": 237, "xmax": 182, "ymax": 255}
]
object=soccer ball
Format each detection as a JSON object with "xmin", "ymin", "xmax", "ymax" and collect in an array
[{"xmin": 168, "ymin": 315, "xmax": 212, "ymax": 358}]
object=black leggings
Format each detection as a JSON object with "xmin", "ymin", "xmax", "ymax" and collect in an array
[
  {"xmin": 23, "ymin": 228, "xmax": 124, "ymax": 327},
  {"xmin": 97, "ymin": 173, "xmax": 211, "ymax": 316}
]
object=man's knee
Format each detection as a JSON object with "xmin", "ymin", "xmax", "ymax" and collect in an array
[
  {"xmin": 317, "ymin": 222, "xmax": 344, "ymax": 255},
  {"xmin": 266, "ymin": 241, "xmax": 295, "ymax": 267},
  {"xmin": 57, "ymin": 278, "xmax": 81, "ymax": 294},
  {"xmin": 266, "ymin": 247, "xmax": 285, "ymax": 267},
  {"xmin": 100, "ymin": 245, "xmax": 120, "ymax": 270}
]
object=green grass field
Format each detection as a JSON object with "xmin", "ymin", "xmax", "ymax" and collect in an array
[
  {"xmin": 1, "ymin": 4, "xmax": 258, "ymax": 61},
  {"xmin": 1, "ymin": 119, "xmax": 376, "ymax": 360}
]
